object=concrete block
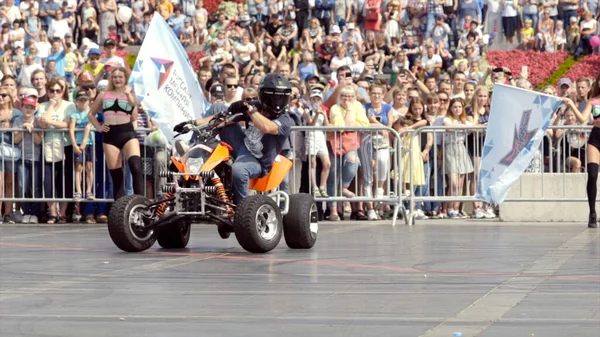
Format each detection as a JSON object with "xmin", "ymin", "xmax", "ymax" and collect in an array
[{"xmin": 499, "ymin": 173, "xmax": 599, "ymax": 222}]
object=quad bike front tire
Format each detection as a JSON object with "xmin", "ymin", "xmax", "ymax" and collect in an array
[
  {"xmin": 233, "ymin": 194, "xmax": 283, "ymax": 253},
  {"xmin": 108, "ymin": 194, "xmax": 156, "ymax": 252},
  {"xmin": 283, "ymin": 193, "xmax": 318, "ymax": 249},
  {"xmin": 157, "ymin": 221, "xmax": 191, "ymax": 249}
]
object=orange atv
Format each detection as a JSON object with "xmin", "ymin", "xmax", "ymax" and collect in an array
[{"xmin": 107, "ymin": 112, "xmax": 318, "ymax": 253}]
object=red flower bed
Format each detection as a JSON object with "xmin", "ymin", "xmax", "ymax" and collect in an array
[
  {"xmin": 204, "ymin": 0, "xmax": 244, "ymax": 13},
  {"xmin": 485, "ymin": 50, "xmax": 568, "ymax": 87},
  {"xmin": 187, "ymin": 51, "xmax": 206, "ymax": 71},
  {"xmin": 561, "ymin": 54, "xmax": 600, "ymax": 82}
]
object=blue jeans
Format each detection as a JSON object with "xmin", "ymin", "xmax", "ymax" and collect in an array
[
  {"xmin": 326, "ymin": 147, "xmax": 360, "ymax": 208},
  {"xmin": 415, "ymin": 159, "xmax": 432, "ymax": 212},
  {"xmin": 219, "ymin": 124, "xmax": 266, "ymax": 204},
  {"xmin": 16, "ymin": 160, "xmax": 42, "ymax": 216},
  {"xmin": 425, "ymin": 13, "xmax": 436, "ymax": 39}
]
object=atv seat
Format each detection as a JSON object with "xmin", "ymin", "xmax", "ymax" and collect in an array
[{"xmin": 249, "ymin": 155, "xmax": 292, "ymax": 192}]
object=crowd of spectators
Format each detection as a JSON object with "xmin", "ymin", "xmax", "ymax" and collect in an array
[{"xmin": 0, "ymin": 0, "xmax": 598, "ymax": 224}]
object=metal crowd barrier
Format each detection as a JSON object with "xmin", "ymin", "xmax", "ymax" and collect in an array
[
  {"xmin": 405, "ymin": 124, "xmax": 593, "ymax": 225},
  {"xmin": 0, "ymin": 127, "xmax": 163, "ymax": 204},
  {"xmin": 288, "ymin": 125, "xmax": 408, "ymax": 226}
]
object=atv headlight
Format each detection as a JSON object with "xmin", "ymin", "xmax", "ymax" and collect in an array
[{"xmin": 186, "ymin": 157, "xmax": 203, "ymax": 174}]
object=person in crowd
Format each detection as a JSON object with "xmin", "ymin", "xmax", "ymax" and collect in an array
[
  {"xmin": 564, "ymin": 72, "xmax": 600, "ymax": 228},
  {"xmin": 69, "ymin": 90, "xmax": 94, "ymax": 203},
  {"xmin": 327, "ymin": 85, "xmax": 369, "ymax": 221},
  {"xmin": 37, "ymin": 79, "xmax": 73, "ymax": 224},
  {"xmin": 443, "ymin": 97, "xmax": 474, "ymax": 219},
  {"xmin": 13, "ymin": 95, "xmax": 41, "ymax": 224},
  {"xmin": 88, "ymin": 67, "xmax": 144, "ymax": 201},
  {"xmin": 303, "ymin": 87, "xmax": 331, "ymax": 198}
]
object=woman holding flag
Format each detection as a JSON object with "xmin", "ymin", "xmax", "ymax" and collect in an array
[{"xmin": 563, "ymin": 72, "xmax": 600, "ymax": 228}]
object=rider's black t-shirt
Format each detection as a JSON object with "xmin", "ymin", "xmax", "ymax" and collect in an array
[{"xmin": 243, "ymin": 113, "xmax": 293, "ymax": 171}]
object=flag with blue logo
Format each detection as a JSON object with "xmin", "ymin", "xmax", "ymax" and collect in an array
[
  {"xmin": 476, "ymin": 84, "xmax": 562, "ymax": 204},
  {"xmin": 128, "ymin": 13, "xmax": 209, "ymax": 143}
]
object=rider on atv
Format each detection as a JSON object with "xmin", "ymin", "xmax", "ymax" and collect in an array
[{"xmin": 174, "ymin": 73, "xmax": 294, "ymax": 204}]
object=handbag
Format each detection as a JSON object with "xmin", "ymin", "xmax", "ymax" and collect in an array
[
  {"xmin": 366, "ymin": 0, "xmax": 380, "ymax": 21},
  {"xmin": 366, "ymin": 8, "xmax": 379, "ymax": 21},
  {"xmin": 329, "ymin": 131, "xmax": 361, "ymax": 156},
  {"xmin": 0, "ymin": 142, "xmax": 21, "ymax": 162}
]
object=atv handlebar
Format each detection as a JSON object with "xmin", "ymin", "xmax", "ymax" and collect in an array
[{"xmin": 174, "ymin": 112, "xmax": 245, "ymax": 139}]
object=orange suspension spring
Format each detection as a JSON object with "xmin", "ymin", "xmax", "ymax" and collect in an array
[
  {"xmin": 155, "ymin": 192, "xmax": 174, "ymax": 217},
  {"xmin": 211, "ymin": 177, "xmax": 233, "ymax": 215}
]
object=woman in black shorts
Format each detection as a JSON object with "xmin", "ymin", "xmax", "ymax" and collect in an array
[{"xmin": 562, "ymin": 72, "xmax": 600, "ymax": 228}]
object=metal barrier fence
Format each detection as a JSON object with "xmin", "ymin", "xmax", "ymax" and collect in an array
[
  {"xmin": 288, "ymin": 125, "xmax": 407, "ymax": 226},
  {"xmin": 0, "ymin": 127, "xmax": 162, "ymax": 205},
  {"xmin": 405, "ymin": 124, "xmax": 593, "ymax": 225},
  {"xmin": 1, "ymin": 123, "xmax": 591, "ymax": 226}
]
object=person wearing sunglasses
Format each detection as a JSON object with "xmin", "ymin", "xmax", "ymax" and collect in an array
[
  {"xmin": 223, "ymin": 76, "xmax": 241, "ymax": 105},
  {"xmin": 36, "ymin": 79, "xmax": 73, "ymax": 224}
]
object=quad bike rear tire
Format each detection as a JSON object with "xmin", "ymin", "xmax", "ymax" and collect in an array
[
  {"xmin": 157, "ymin": 221, "xmax": 191, "ymax": 249},
  {"xmin": 234, "ymin": 194, "xmax": 282, "ymax": 253},
  {"xmin": 108, "ymin": 194, "xmax": 156, "ymax": 252},
  {"xmin": 283, "ymin": 193, "xmax": 318, "ymax": 249}
]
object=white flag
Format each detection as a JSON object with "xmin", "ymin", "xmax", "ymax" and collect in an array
[
  {"xmin": 128, "ymin": 13, "xmax": 208, "ymax": 143},
  {"xmin": 476, "ymin": 84, "xmax": 562, "ymax": 204}
]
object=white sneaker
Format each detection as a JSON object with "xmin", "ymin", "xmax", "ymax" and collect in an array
[
  {"xmin": 375, "ymin": 187, "xmax": 384, "ymax": 199},
  {"xmin": 367, "ymin": 209, "xmax": 378, "ymax": 220},
  {"xmin": 473, "ymin": 208, "xmax": 485, "ymax": 219},
  {"xmin": 484, "ymin": 206, "xmax": 496, "ymax": 218},
  {"xmin": 21, "ymin": 215, "xmax": 30, "ymax": 224},
  {"xmin": 415, "ymin": 209, "xmax": 429, "ymax": 219},
  {"xmin": 29, "ymin": 215, "xmax": 39, "ymax": 224}
]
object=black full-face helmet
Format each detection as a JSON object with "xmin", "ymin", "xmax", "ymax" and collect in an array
[{"xmin": 259, "ymin": 73, "xmax": 292, "ymax": 115}]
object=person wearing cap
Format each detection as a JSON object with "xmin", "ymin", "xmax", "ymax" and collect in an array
[
  {"xmin": 68, "ymin": 90, "xmax": 95, "ymax": 203},
  {"xmin": 341, "ymin": 22, "xmax": 362, "ymax": 43},
  {"xmin": 276, "ymin": 15, "xmax": 298, "ymax": 50},
  {"xmin": 208, "ymin": 83, "xmax": 226, "ymax": 104},
  {"xmin": 12, "ymin": 94, "xmax": 42, "ymax": 224},
  {"xmin": 100, "ymin": 38, "xmax": 126, "ymax": 68},
  {"xmin": 431, "ymin": 13, "xmax": 451, "ymax": 49},
  {"xmin": 558, "ymin": 77, "xmax": 573, "ymax": 97},
  {"xmin": 302, "ymin": 87, "xmax": 331, "ymax": 198}
]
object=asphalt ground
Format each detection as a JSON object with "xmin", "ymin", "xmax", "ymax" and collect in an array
[{"xmin": 0, "ymin": 220, "xmax": 598, "ymax": 337}]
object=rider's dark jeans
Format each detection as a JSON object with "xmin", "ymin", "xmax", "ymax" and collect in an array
[{"xmin": 219, "ymin": 124, "xmax": 266, "ymax": 204}]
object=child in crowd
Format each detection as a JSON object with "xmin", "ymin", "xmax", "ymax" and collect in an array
[
  {"xmin": 13, "ymin": 96, "xmax": 42, "ymax": 224},
  {"xmin": 303, "ymin": 88, "xmax": 331, "ymax": 198},
  {"xmin": 521, "ymin": 19, "xmax": 535, "ymax": 50},
  {"xmin": 68, "ymin": 90, "xmax": 94, "ymax": 204},
  {"xmin": 567, "ymin": 17, "xmax": 580, "ymax": 54},
  {"xmin": 555, "ymin": 20, "xmax": 566, "ymax": 51}
]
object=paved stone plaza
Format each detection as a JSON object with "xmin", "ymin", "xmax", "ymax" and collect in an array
[{"xmin": 0, "ymin": 221, "xmax": 598, "ymax": 337}]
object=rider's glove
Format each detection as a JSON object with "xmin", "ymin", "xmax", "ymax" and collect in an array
[
  {"xmin": 228, "ymin": 101, "xmax": 249, "ymax": 115},
  {"xmin": 173, "ymin": 120, "xmax": 193, "ymax": 133}
]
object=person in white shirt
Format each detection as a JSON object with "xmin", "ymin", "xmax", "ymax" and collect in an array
[
  {"xmin": 4, "ymin": 0, "xmax": 21, "ymax": 24},
  {"xmin": 420, "ymin": 45, "xmax": 443, "ymax": 77}
]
